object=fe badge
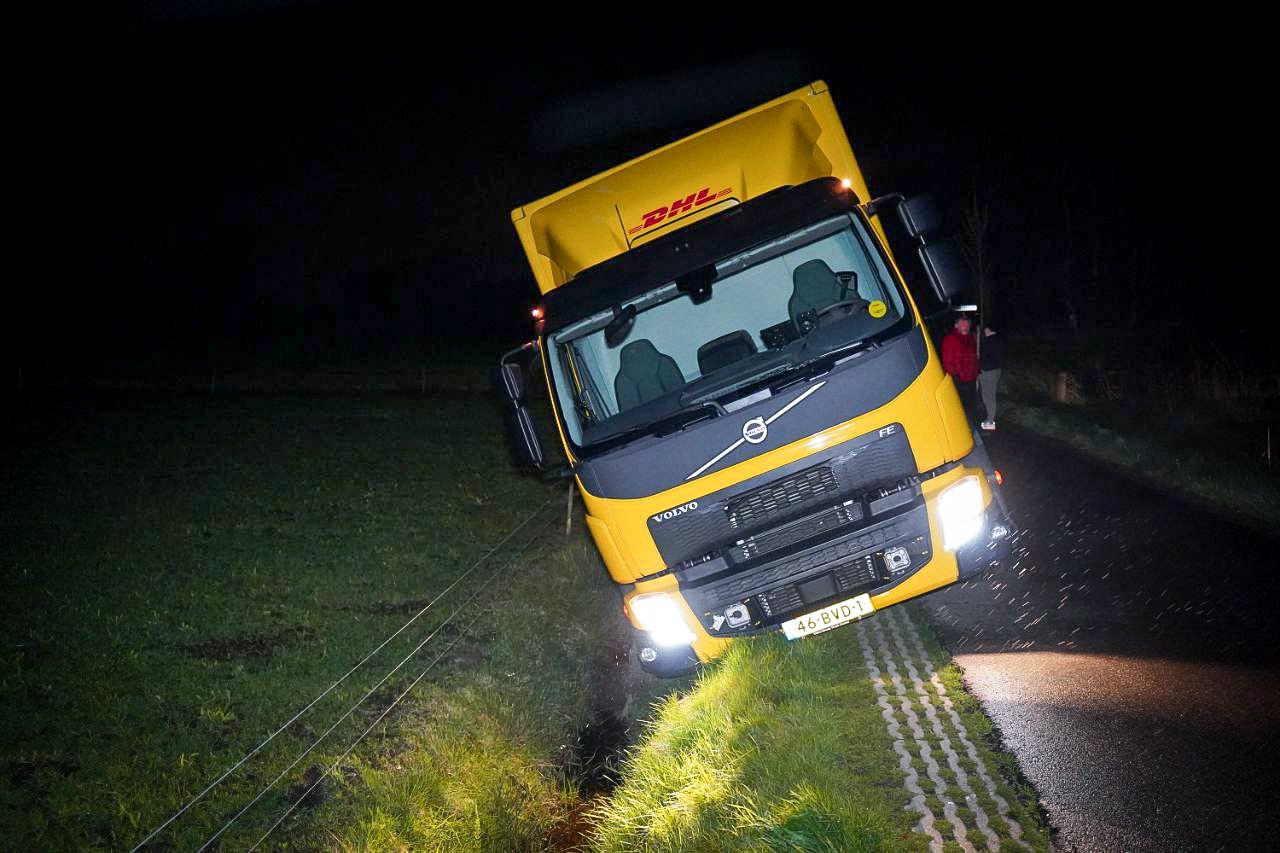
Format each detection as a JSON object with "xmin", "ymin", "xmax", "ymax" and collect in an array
[{"xmin": 868, "ymin": 300, "xmax": 887, "ymax": 318}]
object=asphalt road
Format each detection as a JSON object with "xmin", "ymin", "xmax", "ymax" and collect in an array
[{"xmin": 925, "ymin": 427, "xmax": 1280, "ymax": 853}]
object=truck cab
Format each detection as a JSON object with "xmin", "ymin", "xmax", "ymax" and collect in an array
[{"xmin": 499, "ymin": 82, "xmax": 1009, "ymax": 674}]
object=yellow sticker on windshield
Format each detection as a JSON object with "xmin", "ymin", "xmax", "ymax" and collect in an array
[{"xmin": 868, "ymin": 300, "xmax": 887, "ymax": 318}]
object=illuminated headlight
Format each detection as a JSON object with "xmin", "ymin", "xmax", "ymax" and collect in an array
[
  {"xmin": 629, "ymin": 593, "xmax": 696, "ymax": 647},
  {"xmin": 938, "ymin": 475, "xmax": 985, "ymax": 551}
]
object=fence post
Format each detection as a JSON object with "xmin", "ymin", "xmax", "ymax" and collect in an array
[{"xmin": 1053, "ymin": 371, "xmax": 1069, "ymax": 403}]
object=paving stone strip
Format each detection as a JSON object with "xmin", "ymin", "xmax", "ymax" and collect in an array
[
  {"xmin": 855, "ymin": 623, "xmax": 943, "ymax": 849},
  {"xmin": 856, "ymin": 607, "xmax": 1028, "ymax": 851},
  {"xmin": 894, "ymin": 607, "xmax": 1027, "ymax": 847}
]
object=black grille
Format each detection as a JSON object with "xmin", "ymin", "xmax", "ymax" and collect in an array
[
  {"xmin": 727, "ymin": 465, "xmax": 838, "ymax": 531},
  {"xmin": 760, "ymin": 585, "xmax": 803, "ymax": 616},
  {"xmin": 647, "ymin": 424, "xmax": 916, "ymax": 566},
  {"xmin": 695, "ymin": 517, "xmax": 913, "ymax": 604},
  {"xmin": 834, "ymin": 557, "xmax": 880, "ymax": 593},
  {"xmin": 731, "ymin": 501, "xmax": 863, "ymax": 562},
  {"xmin": 757, "ymin": 558, "xmax": 881, "ymax": 620}
]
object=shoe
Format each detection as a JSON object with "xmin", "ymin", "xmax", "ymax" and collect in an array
[{"xmin": 980, "ymin": 420, "xmax": 996, "ymax": 431}]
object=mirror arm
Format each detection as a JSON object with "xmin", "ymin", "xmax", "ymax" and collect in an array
[
  {"xmin": 862, "ymin": 193, "xmax": 904, "ymax": 219},
  {"xmin": 500, "ymin": 340, "xmax": 536, "ymax": 365}
]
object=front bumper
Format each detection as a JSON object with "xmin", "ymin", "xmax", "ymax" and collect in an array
[
  {"xmin": 955, "ymin": 513, "xmax": 1012, "ymax": 580},
  {"xmin": 634, "ymin": 508, "xmax": 1009, "ymax": 677},
  {"xmin": 631, "ymin": 433, "xmax": 1011, "ymax": 674},
  {"xmin": 635, "ymin": 638, "xmax": 701, "ymax": 677}
]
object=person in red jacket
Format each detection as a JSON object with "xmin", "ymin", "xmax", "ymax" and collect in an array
[{"xmin": 941, "ymin": 312, "xmax": 979, "ymax": 424}]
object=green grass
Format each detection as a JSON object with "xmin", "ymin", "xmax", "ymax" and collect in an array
[
  {"xmin": 997, "ymin": 333, "xmax": 1280, "ymax": 531},
  {"xmin": 1, "ymin": 386, "xmax": 1055, "ymax": 851},
  {"xmin": 587, "ymin": 613, "xmax": 1051, "ymax": 852},
  {"xmin": 588, "ymin": 631, "xmax": 906, "ymax": 852},
  {"xmin": 0, "ymin": 393, "xmax": 619, "ymax": 850}
]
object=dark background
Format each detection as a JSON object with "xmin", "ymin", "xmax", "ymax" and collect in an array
[{"xmin": 31, "ymin": 5, "xmax": 1270, "ymax": 372}]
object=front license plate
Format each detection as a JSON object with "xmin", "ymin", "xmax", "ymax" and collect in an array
[{"xmin": 781, "ymin": 593, "xmax": 874, "ymax": 640}]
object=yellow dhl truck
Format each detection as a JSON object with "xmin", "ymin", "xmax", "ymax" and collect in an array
[{"xmin": 497, "ymin": 81, "xmax": 1009, "ymax": 675}]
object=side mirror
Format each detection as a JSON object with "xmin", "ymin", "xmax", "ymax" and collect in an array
[
  {"xmin": 495, "ymin": 343, "xmax": 546, "ymax": 470},
  {"xmin": 897, "ymin": 194, "xmax": 942, "ymax": 240},
  {"xmin": 497, "ymin": 361, "xmax": 525, "ymax": 404},
  {"xmin": 505, "ymin": 403, "xmax": 545, "ymax": 470},
  {"xmin": 918, "ymin": 237, "xmax": 972, "ymax": 304}
]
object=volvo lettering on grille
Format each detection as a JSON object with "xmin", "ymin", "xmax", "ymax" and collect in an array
[{"xmin": 651, "ymin": 501, "xmax": 698, "ymax": 524}]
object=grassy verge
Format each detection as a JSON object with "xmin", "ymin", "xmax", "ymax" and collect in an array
[
  {"xmin": 2, "ymin": 385, "xmax": 1056, "ymax": 851},
  {"xmin": 998, "ymin": 333, "xmax": 1280, "ymax": 533},
  {"xmin": 589, "ymin": 608, "xmax": 1051, "ymax": 851},
  {"xmin": 0, "ymin": 392, "xmax": 623, "ymax": 850}
]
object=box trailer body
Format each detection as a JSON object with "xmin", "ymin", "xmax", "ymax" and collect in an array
[{"xmin": 502, "ymin": 81, "xmax": 1009, "ymax": 674}]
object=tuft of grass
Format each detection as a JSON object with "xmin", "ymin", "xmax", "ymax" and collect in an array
[
  {"xmin": 588, "ymin": 630, "xmax": 910, "ymax": 852},
  {"xmin": 590, "ymin": 609, "xmax": 1053, "ymax": 852}
]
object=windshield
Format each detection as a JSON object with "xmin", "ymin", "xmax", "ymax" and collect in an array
[{"xmin": 546, "ymin": 214, "xmax": 912, "ymax": 451}]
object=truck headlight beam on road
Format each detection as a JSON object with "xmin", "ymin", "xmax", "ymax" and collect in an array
[
  {"xmin": 630, "ymin": 593, "xmax": 696, "ymax": 647},
  {"xmin": 939, "ymin": 475, "xmax": 985, "ymax": 551}
]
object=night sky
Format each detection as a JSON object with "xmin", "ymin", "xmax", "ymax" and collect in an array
[{"xmin": 40, "ymin": 6, "xmax": 1268, "ymax": 371}]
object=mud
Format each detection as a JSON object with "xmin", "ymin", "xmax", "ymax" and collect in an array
[
  {"xmin": 546, "ymin": 616, "xmax": 639, "ymax": 850},
  {"xmin": 285, "ymin": 764, "xmax": 329, "ymax": 809},
  {"xmin": 185, "ymin": 625, "xmax": 315, "ymax": 661},
  {"xmin": 564, "ymin": 712, "xmax": 629, "ymax": 796},
  {"xmin": 7, "ymin": 756, "xmax": 79, "ymax": 787}
]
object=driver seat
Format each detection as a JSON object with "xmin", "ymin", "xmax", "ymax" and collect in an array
[
  {"xmin": 788, "ymin": 259, "xmax": 847, "ymax": 328},
  {"xmin": 614, "ymin": 339, "xmax": 685, "ymax": 411}
]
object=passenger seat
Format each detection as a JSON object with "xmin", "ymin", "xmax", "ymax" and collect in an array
[{"xmin": 614, "ymin": 339, "xmax": 685, "ymax": 411}]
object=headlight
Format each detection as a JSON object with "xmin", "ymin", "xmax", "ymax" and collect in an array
[
  {"xmin": 629, "ymin": 593, "xmax": 696, "ymax": 647},
  {"xmin": 938, "ymin": 475, "xmax": 985, "ymax": 551}
]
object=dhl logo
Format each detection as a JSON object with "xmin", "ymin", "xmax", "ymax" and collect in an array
[{"xmin": 627, "ymin": 186, "xmax": 734, "ymax": 236}]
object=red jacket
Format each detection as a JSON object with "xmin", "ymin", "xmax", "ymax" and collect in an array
[{"xmin": 941, "ymin": 330, "xmax": 978, "ymax": 383}]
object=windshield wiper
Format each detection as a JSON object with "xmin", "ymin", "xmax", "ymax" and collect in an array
[
  {"xmin": 678, "ymin": 349, "xmax": 794, "ymax": 408},
  {"xmin": 760, "ymin": 337, "xmax": 880, "ymax": 389},
  {"xmin": 585, "ymin": 401, "xmax": 723, "ymax": 447},
  {"xmin": 797, "ymin": 336, "xmax": 879, "ymax": 369}
]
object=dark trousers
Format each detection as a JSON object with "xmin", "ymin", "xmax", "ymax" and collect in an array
[{"xmin": 955, "ymin": 380, "xmax": 980, "ymax": 426}]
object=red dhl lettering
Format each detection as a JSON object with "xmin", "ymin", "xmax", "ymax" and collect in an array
[{"xmin": 627, "ymin": 186, "xmax": 732, "ymax": 235}]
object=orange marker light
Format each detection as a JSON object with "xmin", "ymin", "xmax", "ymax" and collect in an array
[
  {"xmin": 994, "ymin": 469, "xmax": 1004, "ymax": 486},
  {"xmin": 531, "ymin": 306, "xmax": 544, "ymax": 320},
  {"xmin": 840, "ymin": 178, "xmax": 852, "ymax": 189}
]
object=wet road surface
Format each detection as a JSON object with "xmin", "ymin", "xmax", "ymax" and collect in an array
[{"xmin": 925, "ymin": 427, "xmax": 1280, "ymax": 852}]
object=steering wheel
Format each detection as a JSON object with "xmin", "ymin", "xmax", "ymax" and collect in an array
[{"xmin": 815, "ymin": 298, "xmax": 868, "ymax": 322}]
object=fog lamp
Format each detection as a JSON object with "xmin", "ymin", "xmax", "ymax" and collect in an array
[
  {"xmin": 629, "ymin": 593, "xmax": 696, "ymax": 647},
  {"xmin": 938, "ymin": 475, "xmax": 985, "ymax": 551}
]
